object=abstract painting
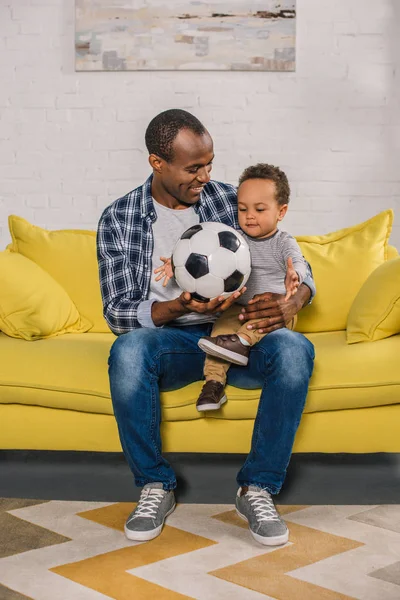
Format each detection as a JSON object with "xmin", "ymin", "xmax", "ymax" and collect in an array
[{"xmin": 75, "ymin": 1, "xmax": 296, "ymax": 71}]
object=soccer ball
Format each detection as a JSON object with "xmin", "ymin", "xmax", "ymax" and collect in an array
[{"xmin": 172, "ymin": 222, "xmax": 251, "ymax": 302}]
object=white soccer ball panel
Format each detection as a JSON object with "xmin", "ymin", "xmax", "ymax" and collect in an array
[
  {"xmin": 172, "ymin": 239, "xmax": 191, "ymax": 268},
  {"xmin": 174, "ymin": 266, "xmax": 196, "ymax": 293},
  {"xmin": 218, "ymin": 291, "xmax": 234, "ymax": 300},
  {"xmin": 200, "ymin": 221, "xmax": 236, "ymax": 234},
  {"xmin": 235, "ymin": 243, "xmax": 252, "ymax": 275},
  {"xmin": 240, "ymin": 270, "xmax": 251, "ymax": 288},
  {"xmin": 195, "ymin": 273, "xmax": 224, "ymax": 299},
  {"xmin": 189, "ymin": 229, "xmax": 220, "ymax": 255},
  {"xmin": 208, "ymin": 247, "xmax": 239, "ymax": 279}
]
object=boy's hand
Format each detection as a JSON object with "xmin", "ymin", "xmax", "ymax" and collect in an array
[
  {"xmin": 154, "ymin": 256, "xmax": 174, "ymax": 287},
  {"xmin": 284, "ymin": 257, "xmax": 300, "ymax": 301}
]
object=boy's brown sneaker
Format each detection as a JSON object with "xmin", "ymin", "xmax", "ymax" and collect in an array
[
  {"xmin": 196, "ymin": 380, "xmax": 227, "ymax": 412},
  {"xmin": 198, "ymin": 334, "xmax": 250, "ymax": 365}
]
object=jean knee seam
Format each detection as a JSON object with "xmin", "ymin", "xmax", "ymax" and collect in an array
[{"xmin": 148, "ymin": 348, "xmax": 205, "ymax": 378}]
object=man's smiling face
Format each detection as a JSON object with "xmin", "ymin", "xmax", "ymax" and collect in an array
[{"xmin": 157, "ymin": 129, "xmax": 214, "ymax": 206}]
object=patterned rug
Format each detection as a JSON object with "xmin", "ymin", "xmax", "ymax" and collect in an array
[{"xmin": 1, "ymin": 499, "xmax": 399, "ymax": 600}]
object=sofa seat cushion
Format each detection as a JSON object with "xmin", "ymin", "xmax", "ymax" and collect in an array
[{"xmin": 0, "ymin": 331, "xmax": 399, "ymax": 421}]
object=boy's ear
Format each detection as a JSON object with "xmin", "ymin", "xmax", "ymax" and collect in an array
[
  {"xmin": 278, "ymin": 204, "xmax": 288, "ymax": 220},
  {"xmin": 149, "ymin": 154, "xmax": 163, "ymax": 174}
]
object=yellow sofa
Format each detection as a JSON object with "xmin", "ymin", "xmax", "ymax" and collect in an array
[{"xmin": 1, "ymin": 211, "xmax": 399, "ymax": 455}]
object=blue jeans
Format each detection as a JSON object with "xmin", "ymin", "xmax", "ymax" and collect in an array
[{"xmin": 108, "ymin": 323, "xmax": 315, "ymax": 495}]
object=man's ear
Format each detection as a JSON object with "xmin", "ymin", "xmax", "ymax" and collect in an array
[
  {"xmin": 149, "ymin": 154, "xmax": 163, "ymax": 174},
  {"xmin": 278, "ymin": 204, "xmax": 288, "ymax": 221}
]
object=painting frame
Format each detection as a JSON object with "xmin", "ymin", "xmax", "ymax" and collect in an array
[{"xmin": 75, "ymin": 1, "xmax": 296, "ymax": 72}]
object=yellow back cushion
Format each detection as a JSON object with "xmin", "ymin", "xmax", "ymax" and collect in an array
[
  {"xmin": 0, "ymin": 251, "xmax": 91, "ymax": 340},
  {"xmin": 387, "ymin": 245, "xmax": 399, "ymax": 260},
  {"xmin": 8, "ymin": 215, "xmax": 110, "ymax": 333},
  {"xmin": 6, "ymin": 212, "xmax": 395, "ymax": 335},
  {"xmin": 295, "ymin": 210, "xmax": 393, "ymax": 333},
  {"xmin": 347, "ymin": 257, "xmax": 400, "ymax": 343}
]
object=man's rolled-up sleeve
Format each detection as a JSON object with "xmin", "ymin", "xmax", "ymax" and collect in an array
[
  {"xmin": 137, "ymin": 299, "xmax": 159, "ymax": 329},
  {"xmin": 303, "ymin": 261, "xmax": 316, "ymax": 304}
]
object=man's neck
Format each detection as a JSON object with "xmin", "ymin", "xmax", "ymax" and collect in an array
[{"xmin": 151, "ymin": 177, "xmax": 189, "ymax": 210}]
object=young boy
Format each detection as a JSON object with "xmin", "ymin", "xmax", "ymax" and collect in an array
[{"xmin": 155, "ymin": 163, "xmax": 308, "ymax": 412}]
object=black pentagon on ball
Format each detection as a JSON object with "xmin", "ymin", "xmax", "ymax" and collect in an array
[
  {"xmin": 224, "ymin": 270, "xmax": 244, "ymax": 293},
  {"xmin": 218, "ymin": 231, "xmax": 240, "ymax": 252},
  {"xmin": 191, "ymin": 292, "xmax": 210, "ymax": 303},
  {"xmin": 185, "ymin": 253, "xmax": 209, "ymax": 279},
  {"xmin": 180, "ymin": 224, "xmax": 203, "ymax": 239}
]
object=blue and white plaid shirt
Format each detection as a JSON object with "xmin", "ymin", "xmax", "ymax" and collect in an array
[{"xmin": 97, "ymin": 174, "xmax": 315, "ymax": 335}]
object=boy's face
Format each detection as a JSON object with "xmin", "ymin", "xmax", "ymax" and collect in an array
[{"xmin": 237, "ymin": 178, "xmax": 288, "ymax": 239}]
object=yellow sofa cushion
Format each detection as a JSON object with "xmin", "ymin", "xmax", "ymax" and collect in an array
[
  {"xmin": 295, "ymin": 210, "xmax": 393, "ymax": 332},
  {"xmin": 0, "ymin": 251, "xmax": 91, "ymax": 341},
  {"xmin": 347, "ymin": 257, "xmax": 400, "ymax": 344},
  {"xmin": 7, "ymin": 215, "xmax": 110, "ymax": 333},
  {"xmin": 387, "ymin": 245, "xmax": 399, "ymax": 260},
  {"xmin": 0, "ymin": 330, "xmax": 399, "ymax": 421}
]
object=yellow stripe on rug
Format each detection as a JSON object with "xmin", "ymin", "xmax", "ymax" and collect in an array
[
  {"xmin": 51, "ymin": 502, "xmax": 216, "ymax": 600},
  {"xmin": 211, "ymin": 508, "xmax": 363, "ymax": 599}
]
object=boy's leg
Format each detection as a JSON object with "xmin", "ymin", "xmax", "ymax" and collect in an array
[
  {"xmin": 197, "ymin": 306, "xmax": 242, "ymax": 411},
  {"xmin": 203, "ymin": 355, "xmax": 229, "ymax": 385},
  {"xmin": 199, "ymin": 305, "xmax": 259, "ymax": 366},
  {"xmin": 208, "ymin": 305, "xmax": 243, "ymax": 335},
  {"xmin": 202, "ymin": 305, "xmax": 243, "ymax": 385},
  {"xmin": 238, "ymin": 314, "xmax": 298, "ymax": 344}
]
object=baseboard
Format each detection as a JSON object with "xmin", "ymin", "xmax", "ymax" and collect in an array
[{"xmin": 1, "ymin": 451, "xmax": 399, "ymax": 504}]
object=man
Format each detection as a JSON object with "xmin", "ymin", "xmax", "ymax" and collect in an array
[{"xmin": 97, "ymin": 109, "xmax": 315, "ymax": 547}]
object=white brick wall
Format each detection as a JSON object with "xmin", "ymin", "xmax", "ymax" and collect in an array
[{"xmin": 0, "ymin": 0, "xmax": 399, "ymax": 249}]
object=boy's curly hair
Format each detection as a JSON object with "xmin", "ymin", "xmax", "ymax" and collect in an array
[{"xmin": 238, "ymin": 163, "xmax": 290, "ymax": 206}]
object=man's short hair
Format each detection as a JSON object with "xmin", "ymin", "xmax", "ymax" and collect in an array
[
  {"xmin": 145, "ymin": 109, "xmax": 207, "ymax": 162},
  {"xmin": 238, "ymin": 163, "xmax": 290, "ymax": 206}
]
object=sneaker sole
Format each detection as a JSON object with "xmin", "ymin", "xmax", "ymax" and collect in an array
[
  {"xmin": 198, "ymin": 339, "xmax": 249, "ymax": 366},
  {"xmin": 196, "ymin": 395, "xmax": 227, "ymax": 412},
  {"xmin": 236, "ymin": 508, "xmax": 289, "ymax": 546},
  {"xmin": 124, "ymin": 503, "xmax": 176, "ymax": 542}
]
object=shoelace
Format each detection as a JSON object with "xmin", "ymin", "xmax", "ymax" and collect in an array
[
  {"xmin": 247, "ymin": 491, "xmax": 281, "ymax": 522},
  {"xmin": 130, "ymin": 488, "xmax": 165, "ymax": 520}
]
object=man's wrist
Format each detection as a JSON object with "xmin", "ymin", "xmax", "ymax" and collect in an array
[
  {"xmin": 175, "ymin": 296, "xmax": 190, "ymax": 314},
  {"xmin": 151, "ymin": 297, "xmax": 190, "ymax": 327},
  {"xmin": 298, "ymin": 283, "xmax": 311, "ymax": 308}
]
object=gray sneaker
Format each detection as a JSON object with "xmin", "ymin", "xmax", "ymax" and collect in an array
[
  {"xmin": 124, "ymin": 482, "xmax": 176, "ymax": 542},
  {"xmin": 236, "ymin": 485, "xmax": 289, "ymax": 546}
]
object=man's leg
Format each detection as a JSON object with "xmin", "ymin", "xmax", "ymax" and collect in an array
[
  {"xmin": 229, "ymin": 328, "xmax": 315, "ymax": 493},
  {"xmin": 108, "ymin": 323, "xmax": 210, "ymax": 491},
  {"xmin": 228, "ymin": 328, "xmax": 314, "ymax": 546}
]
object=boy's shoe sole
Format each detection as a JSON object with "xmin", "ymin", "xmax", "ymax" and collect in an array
[
  {"xmin": 236, "ymin": 508, "xmax": 289, "ymax": 546},
  {"xmin": 124, "ymin": 503, "xmax": 176, "ymax": 542},
  {"xmin": 196, "ymin": 395, "xmax": 227, "ymax": 412},
  {"xmin": 198, "ymin": 339, "xmax": 249, "ymax": 366}
]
